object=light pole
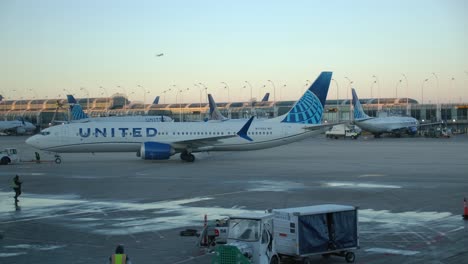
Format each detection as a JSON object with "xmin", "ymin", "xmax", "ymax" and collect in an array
[
  {"xmin": 175, "ymin": 88, "xmax": 189, "ymax": 122},
  {"xmin": 449, "ymin": 77, "xmax": 455, "ymax": 104},
  {"xmin": 163, "ymin": 86, "xmax": 173, "ymax": 104},
  {"xmin": 194, "ymin": 84, "xmax": 203, "ymax": 120},
  {"xmin": 344, "ymin": 77, "xmax": 353, "ymax": 102},
  {"xmin": 244, "ymin": 81, "xmax": 253, "ymax": 109},
  {"xmin": 371, "ymin": 75, "xmax": 380, "ymax": 107},
  {"xmin": 79, "ymin": 87, "xmax": 90, "ymax": 113},
  {"xmin": 117, "ymin": 85, "xmax": 127, "ymax": 110},
  {"xmin": 137, "ymin": 85, "xmax": 146, "ymax": 110},
  {"xmin": 221, "ymin": 82, "xmax": 230, "ymax": 103},
  {"xmin": 431, "ymin": 72, "xmax": 439, "ymax": 103},
  {"xmin": 344, "ymin": 77, "xmax": 353, "ymax": 120},
  {"xmin": 402, "ymin": 74, "xmax": 409, "ymax": 114},
  {"xmin": 395, "ymin": 79, "xmax": 402, "ymax": 98},
  {"xmin": 421, "ymin": 78, "xmax": 429, "ymax": 105},
  {"xmin": 331, "ymin": 78, "xmax": 340, "ymax": 121},
  {"xmin": 99, "ymin": 86, "xmax": 109, "ymax": 113},
  {"xmin": 267, "ymin": 80, "xmax": 277, "ymax": 117},
  {"xmin": 198, "ymin": 83, "xmax": 208, "ymax": 103},
  {"xmin": 280, "ymin": 84, "xmax": 286, "ymax": 101}
]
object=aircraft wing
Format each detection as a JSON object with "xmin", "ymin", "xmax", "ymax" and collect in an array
[
  {"xmin": 171, "ymin": 134, "xmax": 238, "ymax": 150},
  {"xmin": 418, "ymin": 121, "xmax": 442, "ymax": 127},
  {"xmin": 302, "ymin": 121, "xmax": 347, "ymax": 131},
  {"xmin": 171, "ymin": 116, "xmax": 254, "ymax": 150}
]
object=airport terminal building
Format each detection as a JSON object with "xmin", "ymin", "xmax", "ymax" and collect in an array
[{"xmin": 0, "ymin": 94, "xmax": 467, "ymax": 132}]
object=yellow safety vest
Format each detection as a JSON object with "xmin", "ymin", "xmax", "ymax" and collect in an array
[
  {"xmin": 11, "ymin": 181, "xmax": 18, "ymax": 188},
  {"xmin": 111, "ymin": 254, "xmax": 127, "ymax": 264}
]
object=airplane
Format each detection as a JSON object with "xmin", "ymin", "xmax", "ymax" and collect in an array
[
  {"xmin": 261, "ymin": 92, "xmax": 270, "ymax": 102},
  {"xmin": 152, "ymin": 96, "xmax": 160, "ymax": 105},
  {"xmin": 351, "ymin": 88, "xmax": 432, "ymax": 137},
  {"xmin": 207, "ymin": 92, "xmax": 271, "ymax": 121},
  {"xmin": 67, "ymin": 95, "xmax": 173, "ymax": 123},
  {"xmin": 0, "ymin": 118, "xmax": 36, "ymax": 135},
  {"xmin": 26, "ymin": 71, "xmax": 333, "ymax": 162}
]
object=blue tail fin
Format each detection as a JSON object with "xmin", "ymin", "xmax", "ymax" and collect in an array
[
  {"xmin": 70, "ymin": 105, "xmax": 89, "ymax": 120},
  {"xmin": 66, "ymin": 94, "xmax": 89, "ymax": 120},
  {"xmin": 261, "ymin": 93, "xmax": 270, "ymax": 102},
  {"xmin": 208, "ymin": 94, "xmax": 228, "ymax": 121},
  {"xmin": 153, "ymin": 96, "xmax": 160, "ymax": 105},
  {"xmin": 281, "ymin": 71, "xmax": 332, "ymax": 124},
  {"xmin": 351, "ymin": 88, "xmax": 370, "ymax": 120},
  {"xmin": 67, "ymin": 95, "xmax": 77, "ymax": 104}
]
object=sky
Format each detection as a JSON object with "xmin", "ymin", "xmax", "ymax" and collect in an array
[{"xmin": 1, "ymin": 0, "xmax": 467, "ymax": 104}]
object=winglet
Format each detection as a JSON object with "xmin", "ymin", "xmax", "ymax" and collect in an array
[{"xmin": 237, "ymin": 116, "xmax": 254, "ymax": 141}]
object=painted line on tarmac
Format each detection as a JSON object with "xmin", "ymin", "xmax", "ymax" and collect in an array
[
  {"xmin": 447, "ymin": 226, "xmax": 464, "ymax": 233},
  {"xmin": 358, "ymin": 174, "xmax": 385, "ymax": 178},
  {"xmin": 365, "ymin": 247, "xmax": 420, "ymax": 256}
]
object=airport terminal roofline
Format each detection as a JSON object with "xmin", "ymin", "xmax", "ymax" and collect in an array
[{"xmin": 0, "ymin": 94, "xmax": 421, "ymax": 111}]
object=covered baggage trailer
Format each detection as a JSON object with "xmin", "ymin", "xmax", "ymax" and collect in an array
[
  {"xmin": 212, "ymin": 204, "xmax": 358, "ymax": 264},
  {"xmin": 273, "ymin": 204, "xmax": 358, "ymax": 263}
]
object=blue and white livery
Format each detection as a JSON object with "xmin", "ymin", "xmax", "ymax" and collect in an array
[
  {"xmin": 66, "ymin": 95, "xmax": 173, "ymax": 123},
  {"xmin": 26, "ymin": 71, "xmax": 333, "ymax": 162},
  {"xmin": 352, "ymin": 88, "xmax": 423, "ymax": 137}
]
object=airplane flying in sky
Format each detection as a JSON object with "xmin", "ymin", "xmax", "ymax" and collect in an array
[
  {"xmin": 67, "ymin": 95, "xmax": 173, "ymax": 123},
  {"xmin": 352, "ymin": 88, "xmax": 432, "ymax": 137},
  {"xmin": 0, "ymin": 119, "xmax": 36, "ymax": 135},
  {"xmin": 26, "ymin": 71, "xmax": 333, "ymax": 162}
]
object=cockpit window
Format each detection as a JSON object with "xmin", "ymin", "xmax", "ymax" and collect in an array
[{"xmin": 41, "ymin": 131, "xmax": 51, "ymax": 135}]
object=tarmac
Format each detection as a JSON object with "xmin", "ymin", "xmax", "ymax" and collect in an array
[{"xmin": 0, "ymin": 134, "xmax": 467, "ymax": 264}]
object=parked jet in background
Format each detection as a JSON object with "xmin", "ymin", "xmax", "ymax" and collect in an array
[
  {"xmin": 67, "ymin": 95, "xmax": 172, "ymax": 122},
  {"xmin": 352, "ymin": 88, "xmax": 432, "ymax": 137},
  {"xmin": 26, "ymin": 71, "xmax": 333, "ymax": 162},
  {"xmin": 0, "ymin": 119, "xmax": 36, "ymax": 135},
  {"xmin": 208, "ymin": 92, "xmax": 271, "ymax": 121},
  {"xmin": 261, "ymin": 92, "xmax": 270, "ymax": 102},
  {"xmin": 152, "ymin": 96, "xmax": 160, "ymax": 105}
]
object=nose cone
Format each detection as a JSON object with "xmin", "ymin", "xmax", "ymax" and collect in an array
[{"xmin": 25, "ymin": 135, "xmax": 40, "ymax": 149}]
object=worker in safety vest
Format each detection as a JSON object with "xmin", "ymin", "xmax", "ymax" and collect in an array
[{"xmin": 109, "ymin": 244, "xmax": 132, "ymax": 264}]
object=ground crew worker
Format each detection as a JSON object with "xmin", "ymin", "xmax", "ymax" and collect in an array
[
  {"xmin": 35, "ymin": 152, "xmax": 41, "ymax": 163},
  {"xmin": 11, "ymin": 175, "xmax": 22, "ymax": 204},
  {"xmin": 109, "ymin": 244, "xmax": 132, "ymax": 264}
]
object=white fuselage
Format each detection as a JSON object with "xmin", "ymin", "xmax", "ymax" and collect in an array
[
  {"xmin": 26, "ymin": 118, "xmax": 324, "ymax": 153},
  {"xmin": 355, "ymin": 116, "xmax": 418, "ymax": 134},
  {"xmin": 0, "ymin": 121, "xmax": 36, "ymax": 134}
]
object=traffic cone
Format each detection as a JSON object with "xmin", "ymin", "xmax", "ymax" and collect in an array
[{"xmin": 463, "ymin": 198, "xmax": 468, "ymax": 220}]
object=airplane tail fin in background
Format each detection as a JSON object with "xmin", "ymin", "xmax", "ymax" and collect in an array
[
  {"xmin": 351, "ymin": 88, "xmax": 370, "ymax": 120},
  {"xmin": 67, "ymin": 95, "xmax": 77, "ymax": 105},
  {"xmin": 261, "ymin": 93, "xmax": 270, "ymax": 102},
  {"xmin": 153, "ymin": 96, "xmax": 160, "ymax": 105},
  {"xmin": 208, "ymin": 94, "xmax": 228, "ymax": 121},
  {"xmin": 281, "ymin": 71, "xmax": 332, "ymax": 124},
  {"xmin": 66, "ymin": 95, "xmax": 89, "ymax": 120}
]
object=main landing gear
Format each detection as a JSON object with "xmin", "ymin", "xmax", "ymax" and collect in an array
[{"xmin": 180, "ymin": 151, "xmax": 195, "ymax": 162}]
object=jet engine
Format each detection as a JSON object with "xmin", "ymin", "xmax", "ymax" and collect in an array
[
  {"xmin": 408, "ymin": 126, "xmax": 418, "ymax": 135},
  {"xmin": 140, "ymin": 142, "xmax": 175, "ymax": 160}
]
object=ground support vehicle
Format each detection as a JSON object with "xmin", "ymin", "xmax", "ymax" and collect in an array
[
  {"xmin": 212, "ymin": 204, "xmax": 359, "ymax": 264},
  {"xmin": 325, "ymin": 124, "xmax": 360, "ymax": 139},
  {"xmin": 0, "ymin": 148, "xmax": 19, "ymax": 165}
]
